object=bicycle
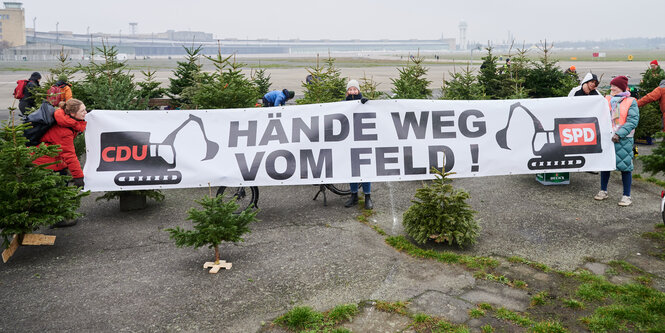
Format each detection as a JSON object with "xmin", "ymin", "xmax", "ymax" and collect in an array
[{"xmin": 216, "ymin": 183, "xmax": 351, "ymax": 212}]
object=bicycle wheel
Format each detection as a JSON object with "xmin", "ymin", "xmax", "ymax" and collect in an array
[
  {"xmin": 324, "ymin": 183, "xmax": 351, "ymax": 196},
  {"xmin": 216, "ymin": 186, "xmax": 259, "ymax": 212}
]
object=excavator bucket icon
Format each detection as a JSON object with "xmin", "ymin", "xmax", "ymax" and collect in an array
[
  {"xmin": 96, "ymin": 114, "xmax": 219, "ymax": 186},
  {"xmin": 496, "ymin": 102, "xmax": 602, "ymax": 170}
]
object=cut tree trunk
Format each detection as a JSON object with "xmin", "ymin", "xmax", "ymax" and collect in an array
[{"xmin": 204, "ymin": 245, "xmax": 231, "ymax": 273}]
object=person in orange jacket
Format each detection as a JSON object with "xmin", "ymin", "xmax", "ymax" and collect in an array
[
  {"xmin": 54, "ymin": 77, "xmax": 73, "ymax": 102},
  {"xmin": 637, "ymin": 79, "xmax": 665, "ymax": 131}
]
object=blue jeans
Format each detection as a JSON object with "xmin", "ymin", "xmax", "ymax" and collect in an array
[
  {"xmin": 600, "ymin": 171, "xmax": 631, "ymax": 196},
  {"xmin": 350, "ymin": 182, "xmax": 371, "ymax": 194}
]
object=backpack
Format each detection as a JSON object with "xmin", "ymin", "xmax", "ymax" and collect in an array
[
  {"xmin": 23, "ymin": 101, "xmax": 56, "ymax": 146},
  {"xmin": 46, "ymin": 84, "xmax": 64, "ymax": 106},
  {"xmin": 13, "ymin": 80, "xmax": 29, "ymax": 99}
]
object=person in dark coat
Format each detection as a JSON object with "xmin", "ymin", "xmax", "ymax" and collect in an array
[
  {"xmin": 18, "ymin": 72, "xmax": 42, "ymax": 115},
  {"xmin": 593, "ymin": 76, "xmax": 639, "ymax": 206},
  {"xmin": 262, "ymin": 89, "xmax": 295, "ymax": 107},
  {"xmin": 568, "ymin": 73, "xmax": 601, "ymax": 97},
  {"xmin": 342, "ymin": 80, "xmax": 372, "ymax": 210}
]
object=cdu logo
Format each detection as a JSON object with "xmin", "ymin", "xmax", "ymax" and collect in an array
[{"xmin": 96, "ymin": 114, "xmax": 219, "ymax": 186}]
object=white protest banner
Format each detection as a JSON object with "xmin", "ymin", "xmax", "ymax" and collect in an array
[{"xmin": 83, "ymin": 96, "xmax": 615, "ymax": 192}]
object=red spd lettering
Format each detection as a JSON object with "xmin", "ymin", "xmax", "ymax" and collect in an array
[{"xmin": 559, "ymin": 123, "xmax": 597, "ymax": 146}]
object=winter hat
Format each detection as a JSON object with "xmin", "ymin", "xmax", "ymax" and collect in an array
[
  {"xmin": 651, "ymin": 59, "xmax": 659, "ymax": 66},
  {"xmin": 282, "ymin": 89, "xmax": 295, "ymax": 100},
  {"xmin": 29, "ymin": 72, "xmax": 41, "ymax": 81},
  {"xmin": 346, "ymin": 79, "xmax": 360, "ymax": 91},
  {"xmin": 610, "ymin": 76, "xmax": 629, "ymax": 92},
  {"xmin": 581, "ymin": 73, "xmax": 598, "ymax": 85},
  {"xmin": 570, "ymin": 65, "xmax": 576, "ymax": 71}
]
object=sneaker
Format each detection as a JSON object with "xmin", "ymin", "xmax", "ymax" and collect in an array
[
  {"xmin": 594, "ymin": 190, "xmax": 608, "ymax": 200},
  {"xmin": 618, "ymin": 196, "xmax": 632, "ymax": 206}
]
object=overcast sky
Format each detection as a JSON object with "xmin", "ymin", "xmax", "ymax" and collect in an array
[{"xmin": 20, "ymin": 0, "xmax": 665, "ymax": 43}]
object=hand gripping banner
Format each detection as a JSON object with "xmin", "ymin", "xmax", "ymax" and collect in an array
[{"xmin": 83, "ymin": 96, "xmax": 615, "ymax": 191}]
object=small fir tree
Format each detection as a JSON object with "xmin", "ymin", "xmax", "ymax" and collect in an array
[
  {"xmin": 402, "ymin": 168, "xmax": 479, "ymax": 247},
  {"xmin": 639, "ymin": 132, "xmax": 665, "ymax": 175},
  {"xmin": 166, "ymin": 193, "xmax": 258, "ymax": 264},
  {"xmin": 251, "ymin": 67, "xmax": 272, "ymax": 96},
  {"xmin": 359, "ymin": 72, "xmax": 384, "ymax": 100},
  {"xmin": 0, "ymin": 109, "xmax": 88, "ymax": 247},
  {"xmin": 639, "ymin": 66, "xmax": 665, "ymax": 97},
  {"xmin": 136, "ymin": 69, "xmax": 166, "ymax": 109},
  {"xmin": 167, "ymin": 45, "xmax": 204, "ymax": 107},
  {"xmin": 635, "ymin": 103, "xmax": 662, "ymax": 139},
  {"xmin": 441, "ymin": 66, "xmax": 485, "ymax": 100},
  {"xmin": 391, "ymin": 54, "xmax": 432, "ymax": 99},
  {"xmin": 75, "ymin": 42, "xmax": 141, "ymax": 110},
  {"xmin": 190, "ymin": 52, "xmax": 260, "ymax": 109},
  {"xmin": 298, "ymin": 54, "xmax": 347, "ymax": 104},
  {"xmin": 524, "ymin": 40, "xmax": 576, "ymax": 98},
  {"xmin": 503, "ymin": 46, "xmax": 530, "ymax": 99},
  {"xmin": 477, "ymin": 45, "xmax": 503, "ymax": 99}
]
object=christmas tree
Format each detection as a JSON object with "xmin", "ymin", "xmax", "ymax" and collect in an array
[
  {"xmin": 167, "ymin": 193, "xmax": 258, "ymax": 269},
  {"xmin": 391, "ymin": 54, "xmax": 432, "ymax": 99},
  {"xmin": 190, "ymin": 52, "xmax": 260, "ymax": 109},
  {"xmin": 167, "ymin": 45, "xmax": 203, "ymax": 107},
  {"xmin": 297, "ymin": 54, "xmax": 347, "ymax": 104},
  {"xmin": 441, "ymin": 65, "xmax": 485, "ymax": 100},
  {"xmin": 0, "ymin": 109, "xmax": 88, "ymax": 247},
  {"xmin": 251, "ymin": 67, "xmax": 272, "ymax": 96},
  {"xmin": 402, "ymin": 168, "xmax": 479, "ymax": 247}
]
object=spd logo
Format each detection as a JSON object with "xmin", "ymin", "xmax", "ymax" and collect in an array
[{"xmin": 558, "ymin": 123, "xmax": 597, "ymax": 146}]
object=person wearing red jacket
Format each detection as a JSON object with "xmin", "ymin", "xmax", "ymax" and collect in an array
[
  {"xmin": 34, "ymin": 98, "xmax": 87, "ymax": 187},
  {"xmin": 637, "ymin": 79, "xmax": 665, "ymax": 131},
  {"xmin": 33, "ymin": 98, "xmax": 87, "ymax": 228}
]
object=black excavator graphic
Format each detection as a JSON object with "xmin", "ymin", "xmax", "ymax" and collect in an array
[
  {"xmin": 96, "ymin": 114, "xmax": 219, "ymax": 186},
  {"xmin": 495, "ymin": 102, "xmax": 602, "ymax": 170}
]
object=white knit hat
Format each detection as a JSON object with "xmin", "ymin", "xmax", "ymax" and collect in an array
[{"xmin": 346, "ymin": 79, "xmax": 360, "ymax": 91}]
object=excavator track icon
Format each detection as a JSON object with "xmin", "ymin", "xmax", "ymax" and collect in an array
[
  {"xmin": 97, "ymin": 114, "xmax": 219, "ymax": 186},
  {"xmin": 496, "ymin": 102, "xmax": 602, "ymax": 170}
]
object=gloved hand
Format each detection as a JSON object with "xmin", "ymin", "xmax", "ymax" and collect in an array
[
  {"xmin": 611, "ymin": 134, "xmax": 620, "ymax": 143},
  {"xmin": 72, "ymin": 177, "xmax": 85, "ymax": 188},
  {"xmin": 360, "ymin": 98, "xmax": 368, "ymax": 104}
]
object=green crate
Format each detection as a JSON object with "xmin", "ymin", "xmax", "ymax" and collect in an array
[{"xmin": 536, "ymin": 172, "xmax": 570, "ymax": 185}]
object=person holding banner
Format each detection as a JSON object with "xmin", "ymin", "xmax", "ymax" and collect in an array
[
  {"xmin": 594, "ymin": 76, "xmax": 639, "ymax": 206},
  {"xmin": 33, "ymin": 98, "xmax": 88, "ymax": 227},
  {"xmin": 568, "ymin": 73, "xmax": 601, "ymax": 97},
  {"xmin": 342, "ymin": 80, "xmax": 372, "ymax": 209}
]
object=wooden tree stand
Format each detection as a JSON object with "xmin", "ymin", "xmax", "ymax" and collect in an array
[
  {"xmin": 2, "ymin": 234, "xmax": 56, "ymax": 263},
  {"xmin": 203, "ymin": 260, "xmax": 232, "ymax": 273},
  {"xmin": 203, "ymin": 246, "xmax": 232, "ymax": 273}
]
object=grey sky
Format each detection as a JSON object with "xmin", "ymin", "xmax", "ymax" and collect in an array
[{"xmin": 21, "ymin": 0, "xmax": 664, "ymax": 43}]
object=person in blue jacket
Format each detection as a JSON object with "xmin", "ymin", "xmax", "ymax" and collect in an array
[
  {"xmin": 593, "ymin": 76, "xmax": 640, "ymax": 206},
  {"xmin": 262, "ymin": 89, "xmax": 295, "ymax": 107}
]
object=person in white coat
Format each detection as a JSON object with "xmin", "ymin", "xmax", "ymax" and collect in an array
[{"xmin": 568, "ymin": 73, "xmax": 601, "ymax": 97}]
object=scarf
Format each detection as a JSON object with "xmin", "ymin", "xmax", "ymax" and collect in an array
[{"xmin": 610, "ymin": 91, "xmax": 631, "ymax": 131}]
